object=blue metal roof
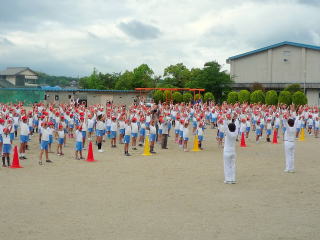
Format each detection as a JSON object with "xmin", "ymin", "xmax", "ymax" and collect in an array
[
  {"xmin": 227, "ymin": 41, "xmax": 320, "ymax": 61},
  {"xmin": 0, "ymin": 87, "xmax": 137, "ymax": 93}
]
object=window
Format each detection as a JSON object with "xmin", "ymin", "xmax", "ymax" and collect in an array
[
  {"xmin": 68, "ymin": 95, "xmax": 72, "ymax": 99},
  {"xmin": 55, "ymin": 95, "xmax": 59, "ymax": 101}
]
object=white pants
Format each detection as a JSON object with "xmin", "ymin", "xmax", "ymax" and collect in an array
[
  {"xmin": 223, "ymin": 151, "xmax": 236, "ymax": 182},
  {"xmin": 284, "ymin": 141, "xmax": 295, "ymax": 171}
]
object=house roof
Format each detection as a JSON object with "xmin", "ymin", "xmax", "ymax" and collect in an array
[
  {"xmin": 227, "ymin": 41, "xmax": 320, "ymax": 62},
  {"xmin": 0, "ymin": 67, "xmax": 38, "ymax": 76}
]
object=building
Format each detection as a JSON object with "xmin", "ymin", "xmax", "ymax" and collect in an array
[
  {"xmin": 227, "ymin": 41, "xmax": 320, "ymax": 105},
  {"xmin": 0, "ymin": 67, "xmax": 39, "ymax": 88}
]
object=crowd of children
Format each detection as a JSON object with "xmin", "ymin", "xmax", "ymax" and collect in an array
[{"xmin": 0, "ymin": 101, "xmax": 318, "ymax": 178}]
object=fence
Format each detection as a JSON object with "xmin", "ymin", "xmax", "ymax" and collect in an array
[{"xmin": 0, "ymin": 88, "xmax": 45, "ymax": 105}]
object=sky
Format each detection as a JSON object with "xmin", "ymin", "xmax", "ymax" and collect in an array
[{"xmin": 0, "ymin": 0, "xmax": 320, "ymax": 77}]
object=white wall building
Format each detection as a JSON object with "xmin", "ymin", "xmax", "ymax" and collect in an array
[
  {"xmin": 227, "ymin": 41, "xmax": 320, "ymax": 105},
  {"xmin": 0, "ymin": 67, "xmax": 39, "ymax": 88}
]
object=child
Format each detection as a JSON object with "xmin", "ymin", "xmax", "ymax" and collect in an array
[
  {"xmin": 314, "ymin": 117, "xmax": 319, "ymax": 138},
  {"xmin": 266, "ymin": 119, "xmax": 272, "ymax": 142},
  {"xmin": 96, "ymin": 114, "xmax": 105, "ymax": 153},
  {"xmin": 131, "ymin": 117, "xmax": 138, "ymax": 150},
  {"xmin": 217, "ymin": 118, "xmax": 225, "ymax": 148},
  {"xmin": 68, "ymin": 114, "xmax": 75, "ymax": 138},
  {"xmin": 110, "ymin": 116, "xmax": 118, "ymax": 148},
  {"xmin": 197, "ymin": 122, "xmax": 204, "ymax": 150},
  {"xmin": 118, "ymin": 116, "xmax": 125, "ymax": 144},
  {"xmin": 174, "ymin": 116, "xmax": 180, "ymax": 143},
  {"xmin": 39, "ymin": 122, "xmax": 51, "ymax": 165},
  {"xmin": 87, "ymin": 114, "xmax": 95, "ymax": 141},
  {"xmin": 149, "ymin": 120, "xmax": 157, "ymax": 154},
  {"xmin": 75, "ymin": 125, "xmax": 84, "ymax": 160},
  {"xmin": 48, "ymin": 122, "xmax": 54, "ymax": 153},
  {"xmin": 307, "ymin": 115, "xmax": 313, "ymax": 135},
  {"xmin": 57, "ymin": 124, "xmax": 65, "ymax": 156},
  {"xmin": 0, "ymin": 119, "xmax": 4, "ymax": 155},
  {"xmin": 124, "ymin": 119, "xmax": 131, "ymax": 156},
  {"xmin": 246, "ymin": 117, "xmax": 251, "ymax": 138},
  {"xmin": 179, "ymin": 119, "xmax": 184, "ymax": 148},
  {"xmin": 255, "ymin": 120, "xmax": 261, "ymax": 143},
  {"xmin": 138, "ymin": 117, "xmax": 146, "ymax": 147},
  {"xmin": 19, "ymin": 116, "xmax": 29, "ymax": 159},
  {"xmin": 2, "ymin": 128, "xmax": 11, "ymax": 167},
  {"xmin": 80, "ymin": 117, "xmax": 87, "ymax": 150},
  {"xmin": 182, "ymin": 121, "xmax": 189, "ymax": 152}
]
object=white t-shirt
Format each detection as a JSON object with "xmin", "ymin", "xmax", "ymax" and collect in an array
[
  {"xmin": 2, "ymin": 133, "xmax": 11, "ymax": 144},
  {"xmin": 41, "ymin": 127, "xmax": 50, "ymax": 141},
  {"xmin": 76, "ymin": 130, "xmax": 83, "ymax": 142}
]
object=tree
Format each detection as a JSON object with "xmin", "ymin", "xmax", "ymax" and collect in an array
[
  {"xmin": 203, "ymin": 92, "xmax": 215, "ymax": 102},
  {"xmin": 238, "ymin": 90, "xmax": 250, "ymax": 103},
  {"xmin": 114, "ymin": 71, "xmax": 134, "ymax": 90},
  {"xmin": 265, "ymin": 90, "xmax": 278, "ymax": 105},
  {"xmin": 153, "ymin": 90, "xmax": 164, "ymax": 103},
  {"xmin": 163, "ymin": 63, "xmax": 190, "ymax": 88},
  {"xmin": 99, "ymin": 72, "xmax": 120, "ymax": 89},
  {"xmin": 172, "ymin": 91, "xmax": 183, "ymax": 103},
  {"xmin": 183, "ymin": 92, "xmax": 193, "ymax": 103},
  {"xmin": 194, "ymin": 93, "xmax": 203, "ymax": 101},
  {"xmin": 227, "ymin": 91, "xmax": 238, "ymax": 104},
  {"xmin": 284, "ymin": 84, "xmax": 302, "ymax": 93},
  {"xmin": 250, "ymin": 90, "xmax": 265, "ymax": 103},
  {"xmin": 163, "ymin": 90, "xmax": 173, "ymax": 102},
  {"xmin": 132, "ymin": 64, "xmax": 154, "ymax": 88},
  {"xmin": 278, "ymin": 91, "xmax": 292, "ymax": 105},
  {"xmin": 292, "ymin": 91, "xmax": 307, "ymax": 106}
]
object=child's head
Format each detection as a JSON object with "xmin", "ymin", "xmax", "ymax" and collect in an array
[
  {"xmin": 228, "ymin": 123, "xmax": 236, "ymax": 132},
  {"xmin": 288, "ymin": 119, "xmax": 294, "ymax": 127}
]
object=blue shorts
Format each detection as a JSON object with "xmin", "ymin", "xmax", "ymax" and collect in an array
[
  {"xmin": 82, "ymin": 131, "xmax": 86, "ymax": 138},
  {"xmin": 260, "ymin": 124, "xmax": 264, "ymax": 130},
  {"xmin": 119, "ymin": 129, "xmax": 125, "ymax": 135},
  {"xmin": 124, "ymin": 135, "xmax": 131, "ymax": 144},
  {"xmin": 20, "ymin": 135, "xmax": 28, "ymax": 143},
  {"xmin": 266, "ymin": 129, "xmax": 272, "ymax": 135},
  {"xmin": 2, "ymin": 144, "xmax": 11, "ymax": 154},
  {"xmin": 75, "ymin": 141, "xmax": 83, "ymax": 151},
  {"xmin": 139, "ymin": 128, "xmax": 146, "ymax": 137},
  {"xmin": 256, "ymin": 129, "xmax": 261, "ymax": 135},
  {"xmin": 14, "ymin": 125, "xmax": 18, "ymax": 131},
  {"xmin": 10, "ymin": 133, "xmax": 14, "ymax": 141},
  {"xmin": 158, "ymin": 129, "xmax": 163, "ymax": 135},
  {"xmin": 58, "ymin": 138, "xmax": 64, "ymax": 145},
  {"xmin": 40, "ymin": 140, "xmax": 49, "ymax": 150},
  {"xmin": 64, "ymin": 129, "xmax": 68, "ymax": 134},
  {"xmin": 219, "ymin": 132, "xmax": 224, "ymax": 138},
  {"xmin": 131, "ymin": 133, "xmax": 138, "ymax": 138},
  {"xmin": 106, "ymin": 126, "xmax": 111, "ymax": 132},
  {"xmin": 192, "ymin": 122, "xmax": 197, "ymax": 128},
  {"xmin": 88, "ymin": 128, "xmax": 93, "ymax": 133},
  {"xmin": 179, "ymin": 130, "xmax": 183, "ymax": 137},
  {"xmin": 111, "ymin": 131, "xmax": 117, "ymax": 139},
  {"xmin": 96, "ymin": 130, "xmax": 104, "ymax": 137},
  {"xmin": 69, "ymin": 124, "xmax": 74, "ymax": 129},
  {"xmin": 29, "ymin": 126, "xmax": 33, "ymax": 132},
  {"xmin": 49, "ymin": 135, "xmax": 53, "ymax": 144},
  {"xmin": 0, "ymin": 135, "xmax": 2, "ymax": 143},
  {"xmin": 198, "ymin": 135, "xmax": 203, "ymax": 141},
  {"xmin": 150, "ymin": 133, "xmax": 156, "ymax": 142},
  {"xmin": 146, "ymin": 122, "xmax": 150, "ymax": 128},
  {"xmin": 246, "ymin": 127, "xmax": 250, "ymax": 132},
  {"xmin": 296, "ymin": 128, "xmax": 300, "ymax": 133},
  {"xmin": 184, "ymin": 137, "xmax": 189, "ymax": 141},
  {"xmin": 175, "ymin": 129, "xmax": 180, "ymax": 134},
  {"xmin": 211, "ymin": 117, "xmax": 217, "ymax": 123}
]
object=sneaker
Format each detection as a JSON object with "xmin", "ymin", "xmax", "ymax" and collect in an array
[
  {"xmin": 22, "ymin": 156, "xmax": 27, "ymax": 159},
  {"xmin": 46, "ymin": 160, "xmax": 52, "ymax": 163},
  {"xmin": 2, "ymin": 164, "xmax": 7, "ymax": 167},
  {"xmin": 125, "ymin": 152, "xmax": 131, "ymax": 156},
  {"xmin": 83, "ymin": 148, "xmax": 86, "ymax": 150},
  {"xmin": 98, "ymin": 149, "xmax": 104, "ymax": 153},
  {"xmin": 288, "ymin": 170, "xmax": 296, "ymax": 173},
  {"xmin": 132, "ymin": 147, "xmax": 137, "ymax": 150}
]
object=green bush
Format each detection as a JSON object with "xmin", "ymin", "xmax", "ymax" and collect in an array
[
  {"xmin": 203, "ymin": 92, "xmax": 215, "ymax": 102},
  {"xmin": 163, "ymin": 90, "xmax": 172, "ymax": 101},
  {"xmin": 172, "ymin": 91, "xmax": 183, "ymax": 103},
  {"xmin": 238, "ymin": 90, "xmax": 250, "ymax": 103},
  {"xmin": 227, "ymin": 91, "xmax": 238, "ymax": 104},
  {"xmin": 292, "ymin": 91, "xmax": 307, "ymax": 106},
  {"xmin": 265, "ymin": 90, "xmax": 278, "ymax": 105},
  {"xmin": 183, "ymin": 92, "xmax": 193, "ymax": 103},
  {"xmin": 194, "ymin": 93, "xmax": 203, "ymax": 101},
  {"xmin": 284, "ymin": 84, "xmax": 302, "ymax": 93},
  {"xmin": 250, "ymin": 90, "xmax": 265, "ymax": 104},
  {"xmin": 278, "ymin": 91, "xmax": 292, "ymax": 105},
  {"xmin": 153, "ymin": 90, "xmax": 164, "ymax": 103}
]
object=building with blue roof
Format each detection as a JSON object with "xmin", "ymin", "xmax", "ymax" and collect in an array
[{"xmin": 227, "ymin": 41, "xmax": 320, "ymax": 105}]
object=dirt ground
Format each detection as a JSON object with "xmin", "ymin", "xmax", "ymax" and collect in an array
[{"xmin": 0, "ymin": 127, "xmax": 319, "ymax": 240}]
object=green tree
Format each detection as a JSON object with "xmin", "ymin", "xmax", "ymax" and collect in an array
[
  {"xmin": 194, "ymin": 93, "xmax": 203, "ymax": 101},
  {"xmin": 292, "ymin": 91, "xmax": 307, "ymax": 105},
  {"xmin": 114, "ymin": 71, "xmax": 134, "ymax": 90},
  {"xmin": 278, "ymin": 91, "xmax": 292, "ymax": 105},
  {"xmin": 183, "ymin": 92, "xmax": 193, "ymax": 103},
  {"xmin": 250, "ymin": 90, "xmax": 265, "ymax": 103},
  {"xmin": 284, "ymin": 84, "xmax": 302, "ymax": 93},
  {"xmin": 265, "ymin": 90, "xmax": 278, "ymax": 105},
  {"xmin": 203, "ymin": 92, "xmax": 215, "ymax": 102},
  {"xmin": 153, "ymin": 90, "xmax": 164, "ymax": 103},
  {"xmin": 172, "ymin": 92, "xmax": 183, "ymax": 103},
  {"xmin": 238, "ymin": 90, "xmax": 250, "ymax": 103},
  {"xmin": 227, "ymin": 91, "xmax": 238, "ymax": 104},
  {"xmin": 132, "ymin": 64, "xmax": 154, "ymax": 88},
  {"xmin": 163, "ymin": 63, "xmax": 190, "ymax": 88},
  {"xmin": 99, "ymin": 72, "xmax": 120, "ymax": 89},
  {"xmin": 163, "ymin": 90, "xmax": 173, "ymax": 102}
]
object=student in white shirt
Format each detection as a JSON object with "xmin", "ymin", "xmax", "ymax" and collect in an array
[
  {"xmin": 124, "ymin": 119, "xmax": 132, "ymax": 156},
  {"xmin": 183, "ymin": 121, "xmax": 190, "ymax": 152},
  {"xmin": 57, "ymin": 124, "xmax": 65, "ymax": 156},
  {"xmin": 131, "ymin": 118, "xmax": 138, "ymax": 150},
  {"xmin": 75, "ymin": 126, "xmax": 84, "ymax": 160},
  {"xmin": 110, "ymin": 116, "xmax": 118, "ymax": 148},
  {"xmin": 2, "ymin": 128, "xmax": 12, "ymax": 167},
  {"xmin": 39, "ymin": 122, "xmax": 51, "ymax": 165},
  {"xmin": 19, "ymin": 116, "xmax": 29, "ymax": 159},
  {"xmin": 149, "ymin": 119, "xmax": 157, "ymax": 154}
]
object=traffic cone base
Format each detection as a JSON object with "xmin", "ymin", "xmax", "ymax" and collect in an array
[
  {"xmin": 86, "ymin": 141, "xmax": 96, "ymax": 162},
  {"xmin": 143, "ymin": 135, "xmax": 152, "ymax": 156},
  {"xmin": 192, "ymin": 135, "xmax": 200, "ymax": 152},
  {"xmin": 10, "ymin": 146, "xmax": 23, "ymax": 168}
]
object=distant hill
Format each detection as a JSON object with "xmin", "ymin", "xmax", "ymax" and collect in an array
[{"xmin": 37, "ymin": 72, "xmax": 79, "ymax": 87}]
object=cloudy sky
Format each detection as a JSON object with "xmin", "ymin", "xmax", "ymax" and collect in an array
[{"xmin": 0, "ymin": 0, "xmax": 319, "ymax": 77}]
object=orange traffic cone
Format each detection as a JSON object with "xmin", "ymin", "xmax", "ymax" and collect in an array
[
  {"xmin": 10, "ymin": 146, "xmax": 23, "ymax": 168},
  {"xmin": 272, "ymin": 129, "xmax": 278, "ymax": 144},
  {"xmin": 240, "ymin": 132, "xmax": 247, "ymax": 147},
  {"xmin": 86, "ymin": 141, "xmax": 96, "ymax": 162}
]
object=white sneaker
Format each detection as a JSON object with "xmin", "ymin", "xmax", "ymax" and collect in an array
[{"xmin": 98, "ymin": 149, "xmax": 103, "ymax": 153}]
